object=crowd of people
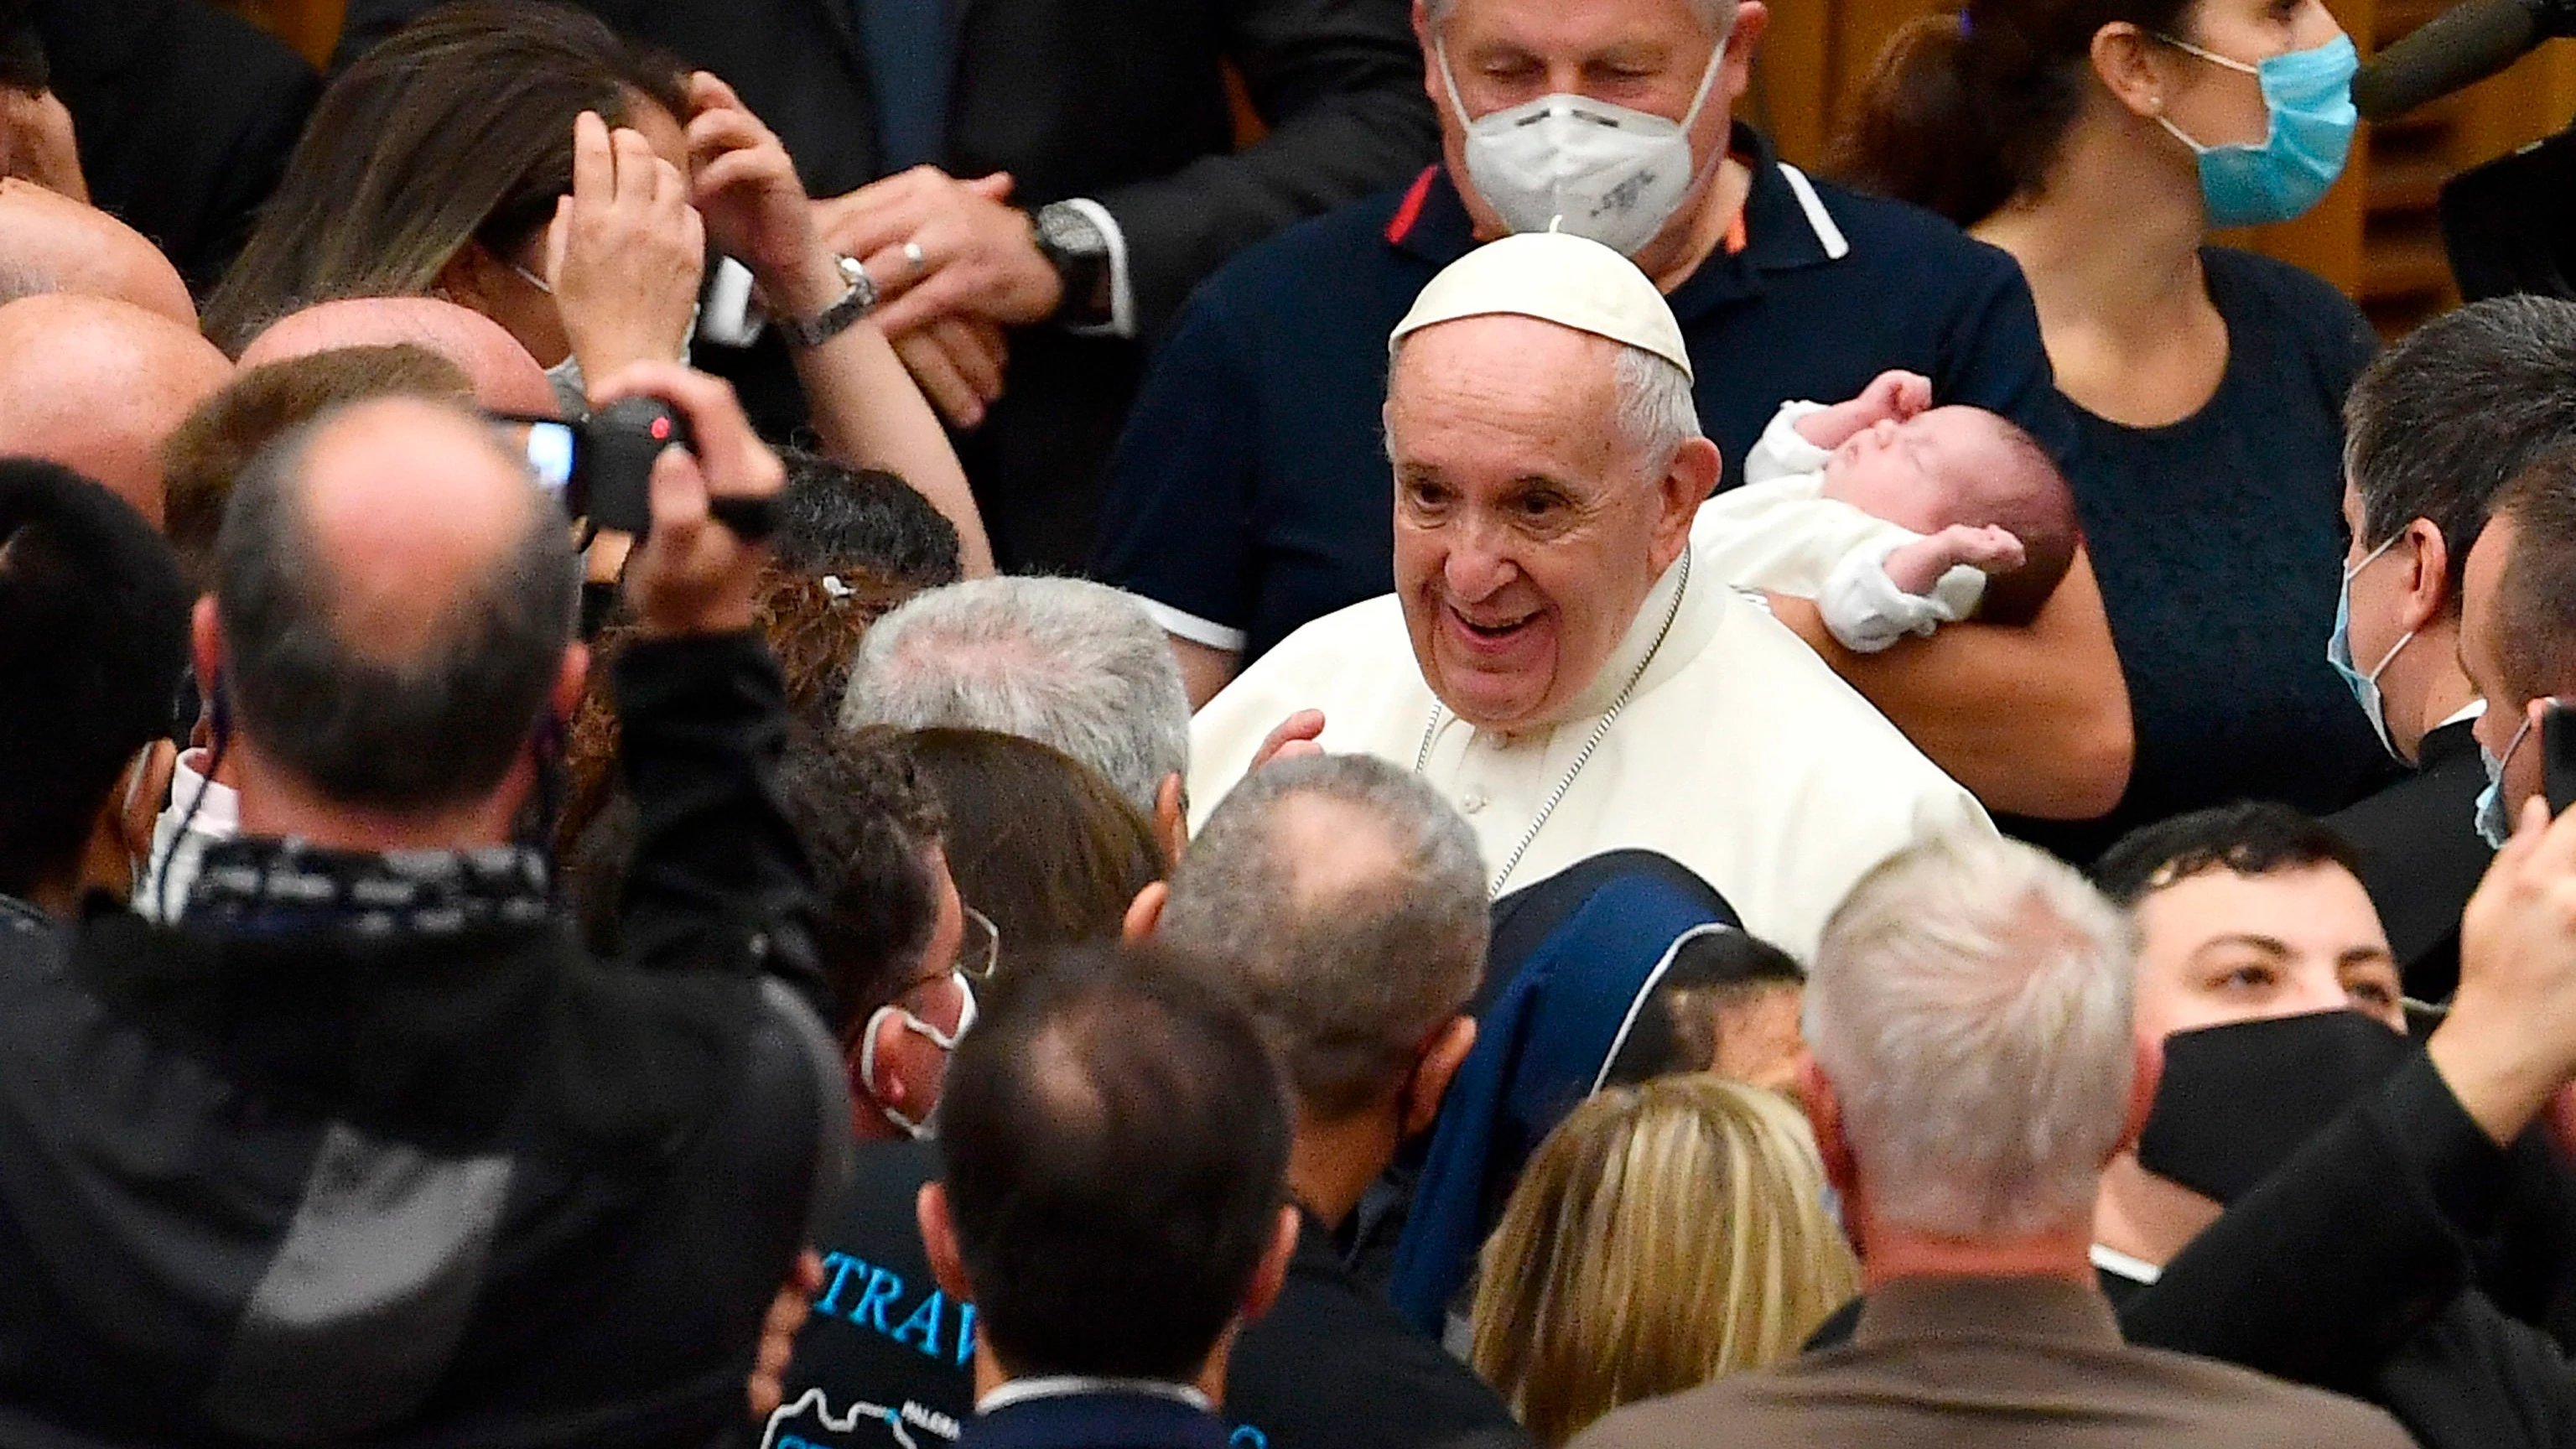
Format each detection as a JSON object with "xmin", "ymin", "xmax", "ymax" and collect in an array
[{"xmin": 12, "ymin": 0, "xmax": 2576, "ymax": 1445}]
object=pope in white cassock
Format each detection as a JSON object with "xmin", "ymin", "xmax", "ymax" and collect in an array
[{"xmin": 1187, "ymin": 230, "xmax": 1996, "ymax": 963}]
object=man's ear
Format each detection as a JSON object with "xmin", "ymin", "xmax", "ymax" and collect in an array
[
  {"xmin": 918, "ymin": 1182, "xmax": 974, "ymax": 1301},
  {"xmin": 1412, "ymin": 1, "xmax": 1441, "ymax": 110},
  {"xmin": 1716, "ymin": 3, "xmax": 1769, "ymax": 108},
  {"xmin": 1798, "ymin": 1052, "xmax": 1857, "ymax": 1192},
  {"xmin": 1155, "ymin": 772, "xmax": 1188, "ymax": 867},
  {"xmin": 1652, "ymin": 437, "xmax": 1722, "ymax": 575},
  {"xmin": 1122, "ymin": 880, "xmax": 1170, "ymax": 944},
  {"xmin": 1404, "ymin": 1015, "xmax": 1478, "ymax": 1138},
  {"xmin": 2116, "ymin": 1035, "xmax": 2163, "ymax": 1158},
  {"xmin": 2399, "ymin": 518, "xmax": 2453, "ymax": 632},
  {"xmin": 1239, "ymin": 1203, "xmax": 1302, "ymax": 1325}
]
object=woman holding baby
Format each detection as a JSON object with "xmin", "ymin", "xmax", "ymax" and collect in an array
[{"xmin": 1835, "ymin": 0, "xmax": 2393, "ymax": 858}]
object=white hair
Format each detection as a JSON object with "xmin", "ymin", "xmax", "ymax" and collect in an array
[
  {"xmin": 1803, "ymin": 834, "xmax": 2137, "ymax": 1241},
  {"xmin": 1385, "ymin": 335, "xmax": 1701, "ymax": 474},
  {"xmin": 1613, "ymin": 345, "xmax": 1699, "ymax": 470},
  {"xmin": 1422, "ymin": 0, "xmax": 1738, "ymax": 38},
  {"xmin": 839, "ymin": 576, "xmax": 1191, "ymax": 817}
]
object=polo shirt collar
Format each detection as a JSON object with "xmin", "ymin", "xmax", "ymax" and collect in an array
[{"xmin": 1385, "ymin": 124, "xmax": 1852, "ymax": 320}]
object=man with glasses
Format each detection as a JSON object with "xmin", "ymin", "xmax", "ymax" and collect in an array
[{"xmin": 772, "ymin": 730, "xmax": 998, "ymax": 1145}]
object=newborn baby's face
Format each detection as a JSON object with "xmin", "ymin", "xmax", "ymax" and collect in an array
[{"xmin": 1818, "ymin": 406, "xmax": 2006, "ymax": 534}]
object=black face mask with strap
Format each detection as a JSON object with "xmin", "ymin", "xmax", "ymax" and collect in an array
[{"xmin": 2137, "ymin": 1009, "xmax": 2413, "ymax": 1205}]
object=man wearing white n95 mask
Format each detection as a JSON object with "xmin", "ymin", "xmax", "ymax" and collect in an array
[
  {"xmin": 1187, "ymin": 232, "xmax": 1993, "ymax": 964},
  {"xmin": 1098, "ymin": 0, "xmax": 2132, "ymax": 827}
]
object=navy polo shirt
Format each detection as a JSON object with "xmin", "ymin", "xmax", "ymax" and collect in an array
[{"xmin": 1093, "ymin": 125, "xmax": 2075, "ymax": 664}]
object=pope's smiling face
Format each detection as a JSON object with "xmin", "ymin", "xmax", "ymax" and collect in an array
[{"xmin": 1387, "ymin": 314, "xmax": 1703, "ymax": 730}]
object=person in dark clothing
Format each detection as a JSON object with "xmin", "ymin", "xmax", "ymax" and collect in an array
[
  {"xmin": 916, "ymin": 943, "xmax": 1301, "ymax": 1449},
  {"xmin": 777, "ymin": 756, "xmax": 1524, "ymax": 1449},
  {"xmin": 2105, "ymin": 796, "xmax": 2576, "ymax": 1449},
  {"xmin": 1836, "ymin": 0, "xmax": 2396, "ymax": 860},
  {"xmin": 26, "ymin": 0, "xmax": 319, "ymax": 293},
  {"xmin": 0, "ymin": 457, "xmax": 190, "ymax": 927},
  {"xmin": 2323, "ymin": 296, "xmax": 2576, "ymax": 1000},
  {"xmin": 0, "ymin": 369, "xmax": 852, "ymax": 1449},
  {"xmin": 336, "ymin": 0, "xmax": 1439, "ymax": 573}
]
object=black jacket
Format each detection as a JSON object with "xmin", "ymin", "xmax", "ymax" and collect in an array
[
  {"xmin": 2327, "ymin": 718, "xmax": 2494, "ymax": 1002},
  {"xmin": 335, "ymin": 0, "xmax": 1438, "ymax": 569},
  {"xmin": 776, "ymin": 1140, "xmax": 1528, "ymax": 1449},
  {"xmin": 34, "ymin": 0, "xmax": 319, "ymax": 293},
  {"xmin": 2124, "ymin": 1050, "xmax": 2576, "ymax": 1449},
  {"xmin": 0, "ymin": 633, "xmax": 852, "ymax": 1449}
]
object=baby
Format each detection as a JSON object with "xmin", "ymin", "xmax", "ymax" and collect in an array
[{"xmin": 1694, "ymin": 370, "xmax": 2079, "ymax": 652}]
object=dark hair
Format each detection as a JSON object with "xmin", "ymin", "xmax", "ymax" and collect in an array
[
  {"xmin": 891, "ymin": 727, "xmax": 1168, "ymax": 965},
  {"xmin": 0, "ymin": 0, "xmax": 43, "ymax": 92},
  {"xmin": 215, "ymin": 399, "xmax": 579, "ymax": 812},
  {"xmin": 1602, "ymin": 928, "xmax": 1805, "ymax": 1087},
  {"xmin": 1830, "ymin": 0, "xmax": 2195, "ymax": 226},
  {"xmin": 2091, "ymin": 801, "xmax": 2362, "ymax": 906},
  {"xmin": 762, "ymin": 453, "xmax": 962, "ymax": 722},
  {"xmin": 0, "ymin": 459, "xmax": 191, "ymax": 897},
  {"xmin": 939, "ymin": 940, "xmax": 1292, "ymax": 1380},
  {"xmin": 779, "ymin": 730, "xmax": 950, "ymax": 1037},
  {"xmin": 161, "ymin": 345, "xmax": 477, "ymax": 593},
  {"xmin": 775, "ymin": 449, "xmax": 963, "ymax": 593},
  {"xmin": 2489, "ymin": 449, "xmax": 2576, "ymax": 709},
  {"xmin": 1950, "ymin": 412, "xmax": 2079, "ymax": 626},
  {"xmin": 204, "ymin": 1, "xmax": 688, "ymax": 351},
  {"xmin": 2346, "ymin": 296, "xmax": 2576, "ymax": 601}
]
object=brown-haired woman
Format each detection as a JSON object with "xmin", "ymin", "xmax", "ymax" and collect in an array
[
  {"xmin": 890, "ymin": 727, "xmax": 1171, "ymax": 969},
  {"xmin": 207, "ymin": 1, "xmax": 992, "ymax": 571},
  {"xmin": 1835, "ymin": 0, "xmax": 2391, "ymax": 856}
]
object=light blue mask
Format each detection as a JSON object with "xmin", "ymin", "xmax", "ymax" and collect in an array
[
  {"xmin": 2475, "ymin": 713, "xmax": 2532, "ymax": 850},
  {"xmin": 2155, "ymin": 34, "xmax": 2359, "ymax": 230},
  {"xmin": 2327, "ymin": 537, "xmax": 2414, "ymax": 760}
]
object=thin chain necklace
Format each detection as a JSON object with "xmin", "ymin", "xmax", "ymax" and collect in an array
[{"xmin": 1415, "ymin": 548, "xmax": 1693, "ymax": 899}]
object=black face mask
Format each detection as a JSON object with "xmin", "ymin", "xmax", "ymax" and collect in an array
[{"xmin": 2136, "ymin": 1010, "xmax": 2412, "ymax": 1205}]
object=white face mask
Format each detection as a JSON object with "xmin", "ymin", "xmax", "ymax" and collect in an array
[
  {"xmin": 857, "ymin": 973, "xmax": 979, "ymax": 1140},
  {"xmin": 1437, "ymin": 35, "xmax": 1729, "ymax": 257}
]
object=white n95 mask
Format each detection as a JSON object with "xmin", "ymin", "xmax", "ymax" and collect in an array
[{"xmin": 1437, "ymin": 37, "xmax": 1728, "ymax": 257}]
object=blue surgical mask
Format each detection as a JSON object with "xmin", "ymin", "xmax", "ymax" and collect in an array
[
  {"xmin": 2328, "ymin": 537, "xmax": 2415, "ymax": 759},
  {"xmin": 2475, "ymin": 713, "xmax": 2532, "ymax": 850},
  {"xmin": 2154, "ymin": 33, "xmax": 2359, "ymax": 230}
]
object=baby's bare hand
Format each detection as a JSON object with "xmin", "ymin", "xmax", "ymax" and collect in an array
[{"xmin": 1885, "ymin": 524, "xmax": 2024, "ymax": 595}]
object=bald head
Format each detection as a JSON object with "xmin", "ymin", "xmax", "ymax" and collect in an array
[
  {"xmin": 239, "ymin": 298, "xmax": 558, "ymax": 415},
  {"xmin": 0, "ymin": 179, "xmax": 195, "ymax": 325},
  {"xmin": 212, "ymin": 396, "xmax": 579, "ymax": 813},
  {"xmin": 0, "ymin": 293, "xmax": 231, "ymax": 527}
]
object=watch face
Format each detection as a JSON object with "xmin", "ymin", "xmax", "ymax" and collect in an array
[{"xmin": 1039, "ymin": 204, "xmax": 1108, "ymax": 259}]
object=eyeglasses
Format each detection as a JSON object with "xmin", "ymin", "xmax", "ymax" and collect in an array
[
  {"xmin": 891, "ymin": 904, "xmax": 1000, "ymax": 1004},
  {"xmin": 955, "ymin": 906, "xmax": 1000, "ymax": 983}
]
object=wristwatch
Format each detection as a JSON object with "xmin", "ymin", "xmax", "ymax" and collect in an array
[
  {"xmin": 776, "ymin": 254, "xmax": 876, "ymax": 349},
  {"xmin": 1033, "ymin": 201, "xmax": 1114, "ymax": 328}
]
